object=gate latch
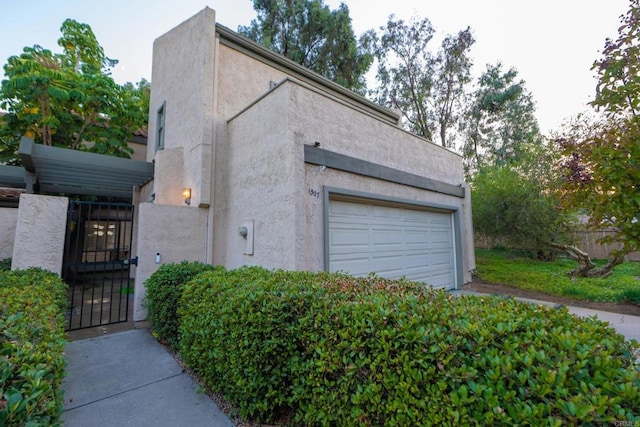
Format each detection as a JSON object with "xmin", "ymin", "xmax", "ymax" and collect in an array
[{"xmin": 122, "ymin": 257, "xmax": 138, "ymax": 266}]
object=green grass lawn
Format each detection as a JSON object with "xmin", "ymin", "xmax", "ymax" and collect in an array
[{"xmin": 474, "ymin": 248, "xmax": 640, "ymax": 305}]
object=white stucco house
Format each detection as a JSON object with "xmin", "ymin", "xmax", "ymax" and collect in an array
[
  {"xmin": 132, "ymin": 7, "xmax": 475, "ymax": 320},
  {"xmin": 0, "ymin": 7, "xmax": 475, "ymax": 325}
]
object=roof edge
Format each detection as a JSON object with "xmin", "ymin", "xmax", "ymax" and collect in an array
[{"xmin": 215, "ymin": 23, "xmax": 400, "ymax": 126}]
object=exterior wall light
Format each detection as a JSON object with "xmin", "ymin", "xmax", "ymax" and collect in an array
[{"xmin": 182, "ymin": 187, "xmax": 191, "ymax": 205}]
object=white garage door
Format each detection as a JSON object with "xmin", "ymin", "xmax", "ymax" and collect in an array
[{"xmin": 328, "ymin": 199, "xmax": 456, "ymax": 289}]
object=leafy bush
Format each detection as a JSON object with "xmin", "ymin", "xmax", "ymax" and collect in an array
[
  {"xmin": 472, "ymin": 163, "xmax": 577, "ymax": 257},
  {"xmin": 179, "ymin": 266, "xmax": 318, "ymax": 421},
  {"xmin": 178, "ymin": 269, "xmax": 640, "ymax": 425},
  {"xmin": 0, "ymin": 258, "xmax": 11, "ymax": 272},
  {"xmin": 143, "ymin": 261, "xmax": 218, "ymax": 348},
  {"xmin": 0, "ymin": 268, "xmax": 68, "ymax": 426}
]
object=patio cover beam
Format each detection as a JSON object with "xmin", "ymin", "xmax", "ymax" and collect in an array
[
  {"xmin": 0, "ymin": 165, "xmax": 27, "ymax": 188},
  {"xmin": 18, "ymin": 137, "xmax": 154, "ymax": 199}
]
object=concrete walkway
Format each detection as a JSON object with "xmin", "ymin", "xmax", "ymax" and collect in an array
[
  {"xmin": 61, "ymin": 295, "xmax": 638, "ymax": 427},
  {"xmin": 62, "ymin": 328, "xmax": 233, "ymax": 427},
  {"xmin": 452, "ymin": 290, "xmax": 640, "ymax": 342}
]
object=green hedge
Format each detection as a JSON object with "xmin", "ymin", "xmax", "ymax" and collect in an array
[
  {"xmin": 143, "ymin": 261, "xmax": 218, "ymax": 349},
  {"xmin": 173, "ymin": 267, "xmax": 640, "ymax": 425},
  {"xmin": 0, "ymin": 258, "xmax": 11, "ymax": 272},
  {"xmin": 0, "ymin": 269, "xmax": 68, "ymax": 426},
  {"xmin": 178, "ymin": 267, "xmax": 318, "ymax": 421}
]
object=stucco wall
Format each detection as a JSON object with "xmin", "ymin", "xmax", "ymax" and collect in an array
[
  {"xmin": 287, "ymin": 81, "xmax": 464, "ymax": 185},
  {"xmin": 128, "ymin": 141, "xmax": 147, "ymax": 162},
  {"xmin": 12, "ymin": 194, "xmax": 68, "ymax": 275},
  {"xmin": 461, "ymin": 183, "xmax": 476, "ymax": 274},
  {"xmin": 221, "ymin": 86, "xmax": 299, "ymax": 270},
  {"xmin": 148, "ymin": 7, "xmax": 216, "ymax": 207},
  {"xmin": 133, "ymin": 203, "xmax": 208, "ymax": 321},
  {"xmin": 154, "ymin": 147, "xmax": 184, "ymax": 205},
  {"xmin": 0, "ymin": 207, "xmax": 18, "ymax": 260},
  {"xmin": 221, "ymin": 81, "xmax": 474, "ymax": 283},
  {"xmin": 216, "ymin": 44, "xmax": 290, "ymax": 119},
  {"xmin": 285, "ymin": 80, "xmax": 473, "ymax": 282}
]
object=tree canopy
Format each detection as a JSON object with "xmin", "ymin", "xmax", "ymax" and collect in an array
[
  {"xmin": 557, "ymin": 0, "xmax": 640, "ymax": 266},
  {"xmin": 0, "ymin": 19, "xmax": 149, "ymax": 164},
  {"xmin": 471, "ymin": 141, "xmax": 576, "ymax": 258},
  {"xmin": 462, "ymin": 63, "xmax": 541, "ymax": 175},
  {"xmin": 367, "ymin": 15, "xmax": 474, "ymax": 147},
  {"xmin": 239, "ymin": 0, "xmax": 372, "ymax": 93}
]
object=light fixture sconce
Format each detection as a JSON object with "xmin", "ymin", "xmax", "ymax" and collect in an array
[{"xmin": 182, "ymin": 187, "xmax": 191, "ymax": 205}]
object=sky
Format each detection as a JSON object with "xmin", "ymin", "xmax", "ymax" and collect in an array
[{"xmin": 0, "ymin": 0, "xmax": 630, "ymax": 134}]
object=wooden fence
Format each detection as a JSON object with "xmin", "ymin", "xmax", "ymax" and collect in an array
[
  {"xmin": 573, "ymin": 229, "xmax": 640, "ymax": 261},
  {"xmin": 475, "ymin": 230, "xmax": 640, "ymax": 262}
]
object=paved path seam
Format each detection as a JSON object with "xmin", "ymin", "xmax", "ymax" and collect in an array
[{"xmin": 63, "ymin": 372, "xmax": 184, "ymax": 412}]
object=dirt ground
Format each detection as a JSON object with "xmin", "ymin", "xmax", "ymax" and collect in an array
[{"xmin": 463, "ymin": 276, "xmax": 640, "ymax": 317}]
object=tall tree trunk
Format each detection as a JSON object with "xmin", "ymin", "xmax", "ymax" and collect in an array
[
  {"xmin": 550, "ymin": 243, "xmax": 626, "ymax": 278},
  {"xmin": 40, "ymin": 94, "xmax": 52, "ymax": 146}
]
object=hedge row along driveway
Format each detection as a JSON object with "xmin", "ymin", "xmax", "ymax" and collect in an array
[{"xmin": 144, "ymin": 264, "xmax": 640, "ymax": 425}]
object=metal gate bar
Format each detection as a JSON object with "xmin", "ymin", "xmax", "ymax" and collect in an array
[{"xmin": 62, "ymin": 201, "xmax": 136, "ymax": 331}]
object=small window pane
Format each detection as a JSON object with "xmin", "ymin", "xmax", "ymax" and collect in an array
[{"xmin": 156, "ymin": 101, "xmax": 165, "ymax": 151}]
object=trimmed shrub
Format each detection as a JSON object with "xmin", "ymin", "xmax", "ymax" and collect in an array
[
  {"xmin": 292, "ymin": 290, "xmax": 640, "ymax": 425},
  {"xmin": 179, "ymin": 266, "xmax": 319, "ymax": 421},
  {"xmin": 177, "ymin": 269, "xmax": 640, "ymax": 425},
  {"xmin": 0, "ymin": 268, "xmax": 68, "ymax": 426},
  {"xmin": 0, "ymin": 258, "xmax": 11, "ymax": 272},
  {"xmin": 143, "ymin": 261, "xmax": 218, "ymax": 348}
]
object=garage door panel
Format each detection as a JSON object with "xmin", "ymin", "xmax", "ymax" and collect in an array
[
  {"xmin": 428, "ymin": 275, "xmax": 452, "ymax": 289},
  {"xmin": 371, "ymin": 229, "xmax": 404, "ymax": 244},
  {"xmin": 371, "ymin": 205, "xmax": 402, "ymax": 219},
  {"xmin": 372, "ymin": 258, "xmax": 405, "ymax": 274},
  {"xmin": 331, "ymin": 227, "xmax": 368, "ymax": 242},
  {"xmin": 404, "ymin": 231, "xmax": 430, "ymax": 244},
  {"xmin": 371, "ymin": 254, "xmax": 404, "ymax": 268},
  {"xmin": 376, "ymin": 269, "xmax": 406, "ymax": 279},
  {"xmin": 430, "ymin": 216, "xmax": 451, "ymax": 226},
  {"xmin": 330, "ymin": 246, "xmax": 370, "ymax": 255},
  {"xmin": 328, "ymin": 199, "xmax": 456, "ymax": 290},
  {"xmin": 331, "ymin": 257, "xmax": 371, "ymax": 275},
  {"xmin": 330, "ymin": 200, "xmax": 370, "ymax": 216},
  {"xmin": 330, "ymin": 220, "xmax": 370, "ymax": 229},
  {"xmin": 403, "ymin": 209, "xmax": 429, "ymax": 221},
  {"xmin": 401, "ymin": 253, "xmax": 428, "ymax": 267},
  {"xmin": 429, "ymin": 229, "xmax": 451, "ymax": 244}
]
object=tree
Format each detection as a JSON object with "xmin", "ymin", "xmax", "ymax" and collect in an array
[
  {"xmin": 368, "ymin": 15, "xmax": 474, "ymax": 147},
  {"xmin": 239, "ymin": 0, "xmax": 372, "ymax": 93},
  {"xmin": 471, "ymin": 142, "xmax": 576, "ymax": 259},
  {"xmin": 0, "ymin": 19, "xmax": 149, "ymax": 163},
  {"xmin": 555, "ymin": 0, "xmax": 640, "ymax": 276},
  {"xmin": 462, "ymin": 63, "xmax": 541, "ymax": 175}
]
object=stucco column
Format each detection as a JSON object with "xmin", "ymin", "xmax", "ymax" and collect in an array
[{"xmin": 12, "ymin": 194, "xmax": 68, "ymax": 275}]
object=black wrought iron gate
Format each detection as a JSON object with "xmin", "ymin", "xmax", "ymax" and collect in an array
[{"xmin": 62, "ymin": 201, "xmax": 137, "ymax": 331}]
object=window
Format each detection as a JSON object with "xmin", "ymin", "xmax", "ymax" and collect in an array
[
  {"xmin": 82, "ymin": 220, "xmax": 132, "ymax": 263},
  {"xmin": 156, "ymin": 101, "xmax": 166, "ymax": 151}
]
